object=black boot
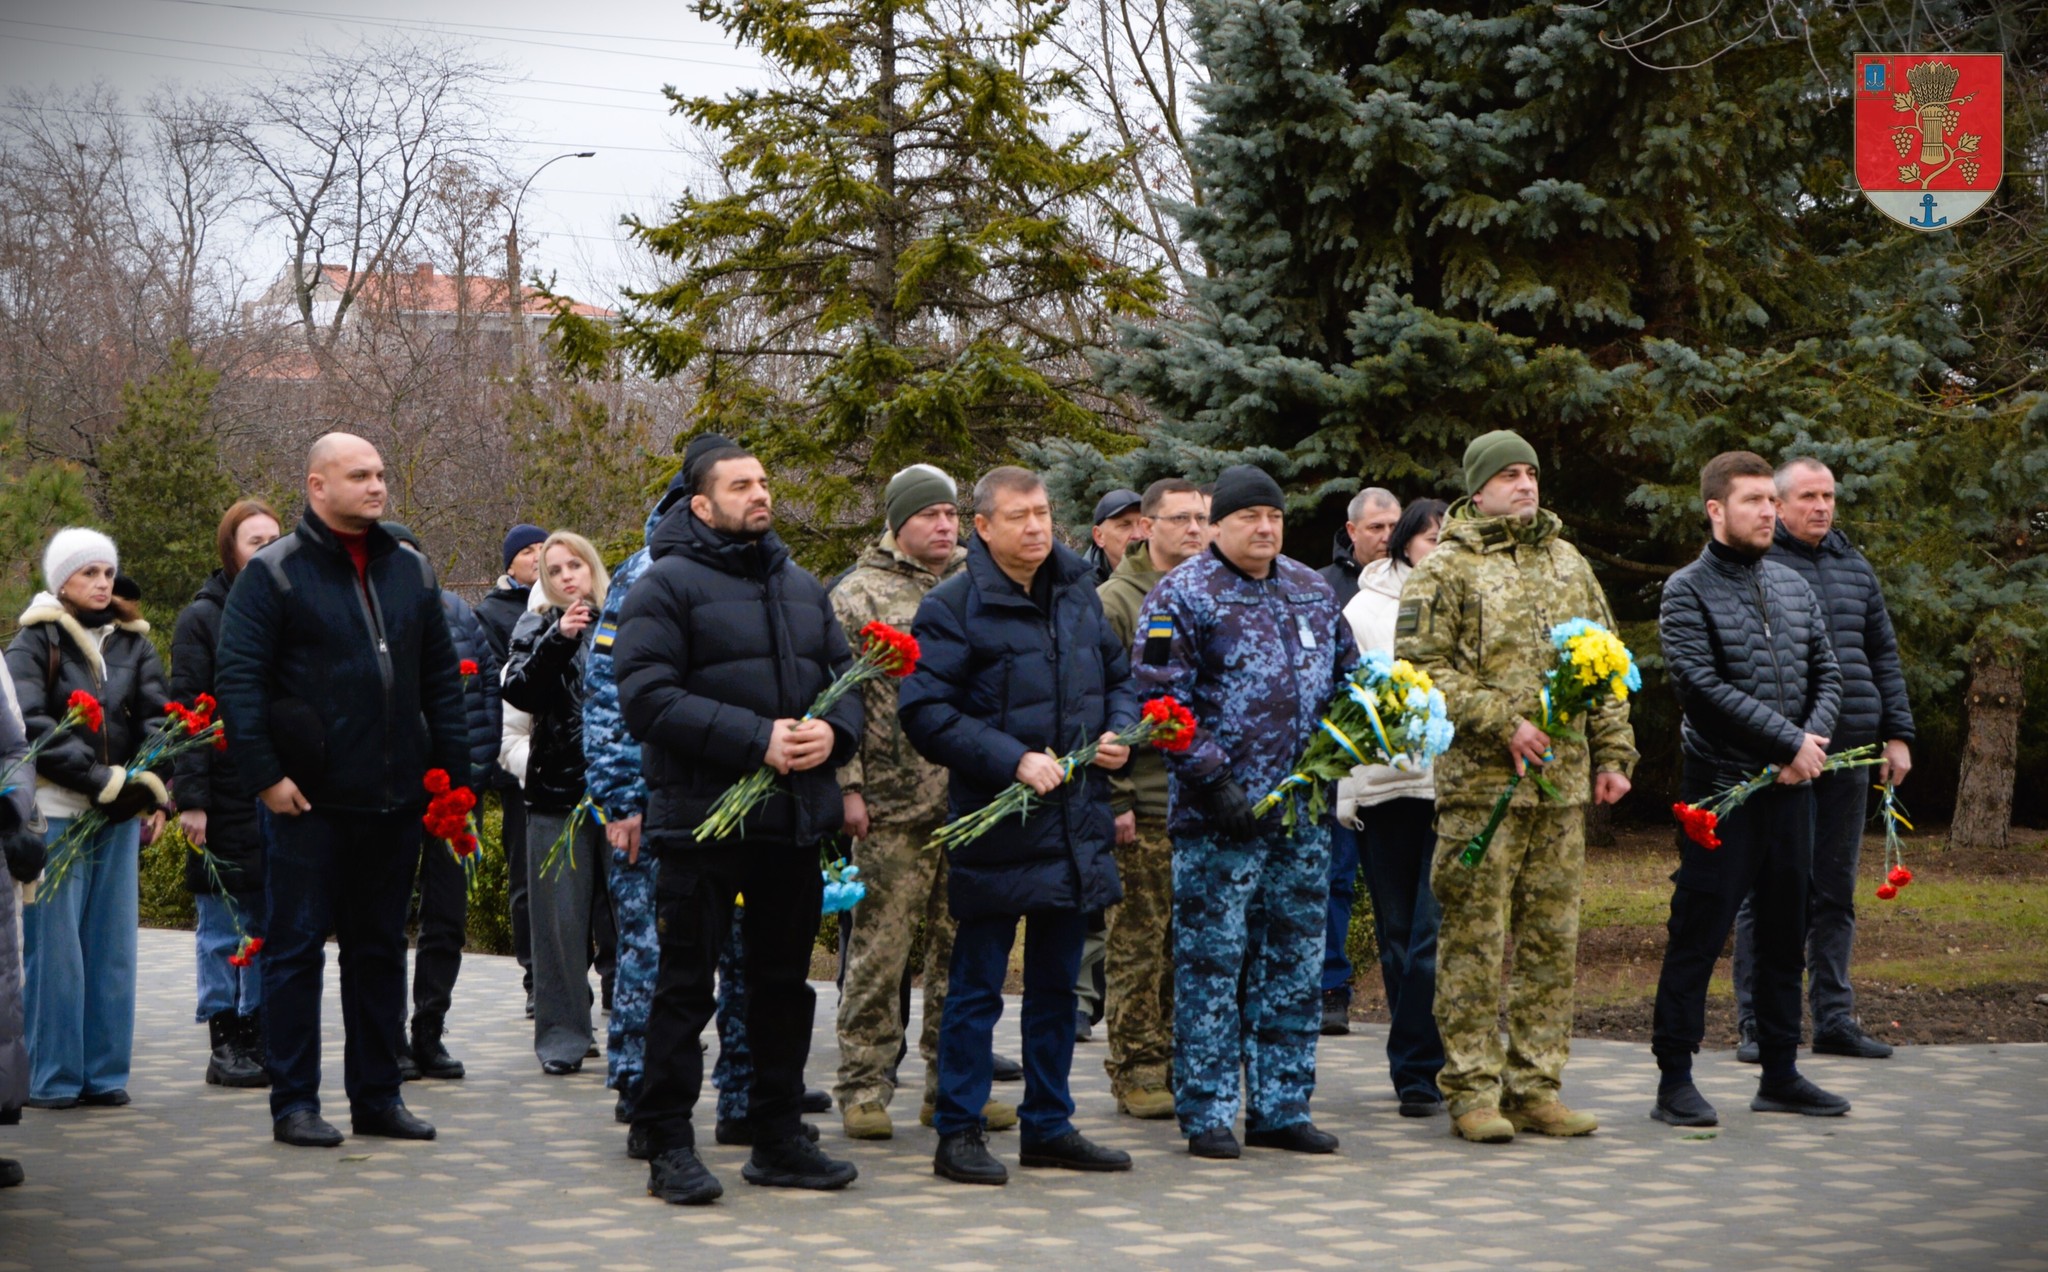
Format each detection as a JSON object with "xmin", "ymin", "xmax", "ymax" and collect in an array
[
  {"xmin": 411, "ymin": 1017, "xmax": 466, "ymax": 1080},
  {"xmin": 235, "ymin": 1011, "xmax": 272, "ymax": 1088},
  {"xmin": 934, "ymin": 1127, "xmax": 1008, "ymax": 1185},
  {"xmin": 1320, "ymin": 989, "xmax": 1351, "ymax": 1036},
  {"xmin": 205, "ymin": 1010, "xmax": 265, "ymax": 1088}
]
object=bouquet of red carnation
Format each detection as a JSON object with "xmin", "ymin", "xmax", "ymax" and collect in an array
[
  {"xmin": 694, "ymin": 622, "xmax": 920, "ymax": 842},
  {"xmin": 422, "ymin": 768, "xmax": 480, "ymax": 855},
  {"xmin": 43, "ymin": 695, "xmax": 224, "ymax": 897},
  {"xmin": 227, "ymin": 935, "xmax": 265, "ymax": 968},
  {"xmin": 930, "ymin": 696, "xmax": 1196, "ymax": 853},
  {"xmin": 1673, "ymin": 743, "xmax": 1885, "ymax": 850},
  {"xmin": 2, "ymin": 690, "xmax": 100, "ymax": 806},
  {"xmin": 1873, "ymin": 784, "xmax": 1915, "ymax": 901}
]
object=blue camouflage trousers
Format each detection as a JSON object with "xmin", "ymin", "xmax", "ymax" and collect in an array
[
  {"xmin": 607, "ymin": 848, "xmax": 749, "ymax": 1121},
  {"xmin": 1171, "ymin": 822, "xmax": 1331, "ymax": 1137}
]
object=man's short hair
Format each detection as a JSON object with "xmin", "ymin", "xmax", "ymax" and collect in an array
[
  {"xmin": 1700, "ymin": 451, "xmax": 1775, "ymax": 506},
  {"xmin": 692, "ymin": 445, "xmax": 753, "ymax": 498},
  {"xmin": 1346, "ymin": 486, "xmax": 1399, "ymax": 523},
  {"xmin": 972, "ymin": 465, "xmax": 1045, "ymax": 515},
  {"xmin": 1140, "ymin": 477, "xmax": 1201, "ymax": 516},
  {"xmin": 1774, "ymin": 455, "xmax": 1833, "ymax": 499}
]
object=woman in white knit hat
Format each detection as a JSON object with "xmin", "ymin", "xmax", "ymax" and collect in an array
[{"xmin": 3, "ymin": 528, "xmax": 170, "ymax": 1108}]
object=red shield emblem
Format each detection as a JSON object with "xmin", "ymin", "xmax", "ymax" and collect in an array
[{"xmin": 1854, "ymin": 53, "xmax": 2003, "ymax": 231}]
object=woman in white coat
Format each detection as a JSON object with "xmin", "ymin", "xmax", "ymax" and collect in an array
[{"xmin": 1336, "ymin": 498, "xmax": 1449, "ymax": 1118}]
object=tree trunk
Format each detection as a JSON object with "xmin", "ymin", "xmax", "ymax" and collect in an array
[{"xmin": 1950, "ymin": 634, "xmax": 2021, "ymax": 852}]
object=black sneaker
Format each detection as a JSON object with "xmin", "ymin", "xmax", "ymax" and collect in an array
[
  {"xmin": 991, "ymin": 1053, "xmax": 1024, "ymax": 1083},
  {"xmin": 934, "ymin": 1127, "xmax": 1008, "ymax": 1185},
  {"xmin": 1812, "ymin": 1023, "xmax": 1894, "ymax": 1059},
  {"xmin": 614, "ymin": 1080, "xmax": 640, "ymax": 1124},
  {"xmin": 1321, "ymin": 990, "xmax": 1351, "ymax": 1036},
  {"xmin": 1651, "ymin": 1082, "xmax": 1719, "ymax": 1127},
  {"xmin": 741, "ymin": 1132, "xmax": 857, "ymax": 1190},
  {"xmin": 715, "ymin": 1118, "xmax": 820, "ymax": 1146},
  {"xmin": 78, "ymin": 1089, "xmax": 129, "ymax": 1107},
  {"xmin": 1245, "ymin": 1122, "xmax": 1339, "ymax": 1153},
  {"xmin": 1398, "ymin": 1094, "xmax": 1445, "ymax": 1118},
  {"xmin": 626, "ymin": 1123, "xmax": 655, "ymax": 1161},
  {"xmin": 648, "ymin": 1146, "xmax": 723, "ymax": 1205},
  {"xmin": 1188, "ymin": 1126, "xmax": 1241, "ymax": 1159},
  {"xmin": 1020, "ymin": 1130, "xmax": 1131, "ymax": 1171},
  {"xmin": 801, "ymin": 1087, "xmax": 832, "ymax": 1114},
  {"xmin": 1734, "ymin": 1019, "xmax": 1760, "ymax": 1064},
  {"xmin": 1752, "ymin": 1074, "xmax": 1851, "ymax": 1117}
]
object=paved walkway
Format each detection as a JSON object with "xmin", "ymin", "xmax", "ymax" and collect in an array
[{"xmin": 2, "ymin": 928, "xmax": 2044, "ymax": 1271}]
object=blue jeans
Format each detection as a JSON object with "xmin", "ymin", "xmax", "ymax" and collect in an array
[
  {"xmin": 1356, "ymin": 798, "xmax": 1444, "ymax": 1101},
  {"xmin": 23, "ymin": 816, "xmax": 140, "ymax": 1101},
  {"xmin": 262, "ymin": 808, "xmax": 420, "ymax": 1121},
  {"xmin": 935, "ymin": 909, "xmax": 1085, "ymax": 1143},
  {"xmin": 195, "ymin": 890, "xmax": 266, "ymax": 1020},
  {"xmin": 1321, "ymin": 821, "xmax": 1361, "ymax": 995}
]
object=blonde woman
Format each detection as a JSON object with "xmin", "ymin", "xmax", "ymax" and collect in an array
[{"xmin": 501, "ymin": 532, "xmax": 612, "ymax": 1074}]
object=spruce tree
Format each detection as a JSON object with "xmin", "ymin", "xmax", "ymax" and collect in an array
[{"xmin": 0, "ymin": 414, "xmax": 91, "ymax": 637}]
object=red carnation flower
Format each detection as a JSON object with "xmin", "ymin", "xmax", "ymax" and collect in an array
[
  {"xmin": 859, "ymin": 622, "xmax": 920, "ymax": 677},
  {"xmin": 459, "ymin": 659, "xmax": 480, "ymax": 677},
  {"xmin": 1673, "ymin": 802, "xmax": 1722, "ymax": 850},
  {"xmin": 1875, "ymin": 883, "xmax": 1899, "ymax": 900},
  {"xmin": 424, "ymin": 768, "xmax": 452, "ymax": 796},
  {"xmin": 244, "ymin": 937, "xmax": 264, "ymax": 956},
  {"xmin": 453, "ymin": 834, "xmax": 479, "ymax": 857},
  {"xmin": 196, "ymin": 692, "xmax": 217, "ymax": 715},
  {"xmin": 1887, "ymin": 866, "xmax": 1912, "ymax": 887},
  {"xmin": 212, "ymin": 731, "xmax": 229, "ymax": 751},
  {"xmin": 67, "ymin": 689, "xmax": 104, "ymax": 731}
]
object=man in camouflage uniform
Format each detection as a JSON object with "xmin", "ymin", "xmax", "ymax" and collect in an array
[
  {"xmin": 1135, "ymin": 465, "xmax": 1356, "ymax": 1159},
  {"xmin": 1095, "ymin": 477, "xmax": 1208, "ymax": 1119},
  {"xmin": 1395, "ymin": 430, "xmax": 1636, "ymax": 1144},
  {"xmin": 831, "ymin": 466, "xmax": 1017, "ymax": 1140}
]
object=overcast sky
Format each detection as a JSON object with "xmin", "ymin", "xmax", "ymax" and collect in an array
[{"xmin": 0, "ymin": 0, "xmax": 773, "ymax": 305}]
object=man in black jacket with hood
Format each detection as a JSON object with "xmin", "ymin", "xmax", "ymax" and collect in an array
[
  {"xmin": 215, "ymin": 433, "xmax": 469, "ymax": 1149},
  {"xmin": 614, "ymin": 446, "xmax": 862, "ymax": 1205},
  {"xmin": 1651, "ymin": 451, "xmax": 1846, "ymax": 1129}
]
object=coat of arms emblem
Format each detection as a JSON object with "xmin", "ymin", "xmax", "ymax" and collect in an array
[{"xmin": 1854, "ymin": 53, "xmax": 2003, "ymax": 231}]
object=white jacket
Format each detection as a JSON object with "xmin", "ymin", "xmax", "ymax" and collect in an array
[
  {"xmin": 1336, "ymin": 558, "xmax": 1434, "ymax": 826},
  {"xmin": 494, "ymin": 582, "xmax": 552, "ymax": 789}
]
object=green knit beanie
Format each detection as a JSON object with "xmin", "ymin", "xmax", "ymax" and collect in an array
[
  {"xmin": 884, "ymin": 464, "xmax": 959, "ymax": 533},
  {"xmin": 1462, "ymin": 430, "xmax": 1541, "ymax": 495}
]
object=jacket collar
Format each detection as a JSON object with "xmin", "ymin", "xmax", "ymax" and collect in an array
[
  {"xmin": 1357, "ymin": 555, "xmax": 1410, "ymax": 600},
  {"xmin": 195, "ymin": 569, "xmax": 232, "ymax": 607},
  {"xmin": 1109, "ymin": 541, "xmax": 1164, "ymax": 593},
  {"xmin": 648, "ymin": 506, "xmax": 791, "ymax": 580},
  {"xmin": 16, "ymin": 590, "xmax": 148, "ymax": 678},
  {"xmin": 1701, "ymin": 538, "xmax": 1767, "ymax": 576},
  {"xmin": 1771, "ymin": 520, "xmax": 1846, "ymax": 558},
  {"xmin": 862, "ymin": 529, "xmax": 966, "ymax": 582},
  {"xmin": 1440, "ymin": 497, "xmax": 1562, "ymax": 554},
  {"xmin": 1327, "ymin": 528, "xmax": 1359, "ymax": 575},
  {"xmin": 964, "ymin": 537, "xmax": 1090, "ymax": 610},
  {"xmin": 296, "ymin": 507, "xmax": 397, "ymax": 564}
]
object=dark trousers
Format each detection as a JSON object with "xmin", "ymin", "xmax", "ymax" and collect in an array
[
  {"xmin": 936, "ymin": 909, "xmax": 1085, "ymax": 1142},
  {"xmin": 262, "ymin": 808, "xmax": 422, "ymax": 1121},
  {"xmin": 500, "ymin": 789, "xmax": 532, "ymax": 985},
  {"xmin": 634, "ymin": 842, "xmax": 822, "ymax": 1151},
  {"xmin": 410, "ymin": 838, "xmax": 467, "ymax": 1030},
  {"xmin": 1652, "ymin": 768, "xmax": 1814, "ymax": 1074},
  {"xmin": 1321, "ymin": 821, "xmax": 1361, "ymax": 995},
  {"xmin": 1732, "ymin": 766, "xmax": 1869, "ymax": 1035},
  {"xmin": 1356, "ymin": 797, "xmax": 1444, "ymax": 1100}
]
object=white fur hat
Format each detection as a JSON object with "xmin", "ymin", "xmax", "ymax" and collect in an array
[{"xmin": 42, "ymin": 527, "xmax": 119, "ymax": 595}]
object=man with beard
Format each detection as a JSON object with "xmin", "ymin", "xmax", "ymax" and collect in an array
[{"xmin": 614, "ymin": 447, "xmax": 862, "ymax": 1204}]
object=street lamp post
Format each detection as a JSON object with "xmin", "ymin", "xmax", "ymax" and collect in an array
[{"xmin": 505, "ymin": 150, "xmax": 596, "ymax": 366}]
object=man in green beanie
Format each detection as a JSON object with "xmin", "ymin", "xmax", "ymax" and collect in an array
[
  {"xmin": 830, "ymin": 464, "xmax": 1017, "ymax": 1140},
  {"xmin": 1395, "ymin": 430, "xmax": 1637, "ymax": 1145}
]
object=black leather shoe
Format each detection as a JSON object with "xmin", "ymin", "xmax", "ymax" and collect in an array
[
  {"xmin": 715, "ymin": 1118, "xmax": 820, "ymax": 1146},
  {"xmin": 742, "ymin": 1132, "xmax": 857, "ymax": 1190},
  {"xmin": 648, "ymin": 1147, "xmax": 723, "ymax": 1205},
  {"xmin": 934, "ymin": 1127, "xmax": 1008, "ymax": 1185},
  {"xmin": 352, "ymin": 1104, "xmax": 437, "ymax": 1140},
  {"xmin": 411, "ymin": 1025, "xmax": 466, "ymax": 1080},
  {"xmin": 1734, "ymin": 1019, "xmax": 1760, "ymax": 1064},
  {"xmin": 627, "ymin": 1123, "xmax": 655, "ymax": 1161},
  {"xmin": 0, "ymin": 1157, "xmax": 23, "ymax": 1188},
  {"xmin": 1020, "ymin": 1130, "xmax": 1131, "ymax": 1172},
  {"xmin": 541, "ymin": 1059, "xmax": 579, "ymax": 1076},
  {"xmin": 1245, "ymin": 1122, "xmax": 1338, "ymax": 1153},
  {"xmin": 398, "ymin": 1052, "xmax": 421, "ymax": 1082},
  {"xmin": 1813, "ymin": 1024, "xmax": 1894, "ymax": 1059},
  {"xmin": 79, "ymin": 1089, "xmax": 129, "ymax": 1107},
  {"xmin": 1321, "ymin": 990, "xmax": 1351, "ymax": 1036},
  {"xmin": 801, "ymin": 1087, "xmax": 832, "ymax": 1114},
  {"xmin": 991, "ymin": 1053, "xmax": 1024, "ymax": 1083},
  {"xmin": 1651, "ymin": 1082, "xmax": 1719, "ymax": 1127},
  {"xmin": 274, "ymin": 1110, "xmax": 344, "ymax": 1147},
  {"xmin": 1188, "ymin": 1127, "xmax": 1241, "ymax": 1159},
  {"xmin": 1398, "ymin": 1096, "xmax": 1445, "ymax": 1118},
  {"xmin": 206, "ymin": 1011, "xmax": 266, "ymax": 1087},
  {"xmin": 1752, "ymin": 1075, "xmax": 1850, "ymax": 1117}
]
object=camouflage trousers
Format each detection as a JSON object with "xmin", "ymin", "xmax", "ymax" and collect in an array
[
  {"xmin": 833, "ymin": 820, "xmax": 951, "ymax": 1110},
  {"xmin": 1429, "ymin": 803, "xmax": 1584, "ymax": 1119},
  {"xmin": 1103, "ymin": 818, "xmax": 1174, "ymax": 1095},
  {"xmin": 608, "ymin": 849, "xmax": 748, "ymax": 1121},
  {"xmin": 1171, "ymin": 822, "xmax": 1331, "ymax": 1136}
]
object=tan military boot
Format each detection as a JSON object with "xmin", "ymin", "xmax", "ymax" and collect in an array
[
  {"xmin": 1505, "ymin": 1100, "xmax": 1597, "ymax": 1137},
  {"xmin": 921, "ymin": 1099, "xmax": 1020, "ymax": 1131},
  {"xmin": 843, "ymin": 1100, "xmax": 894, "ymax": 1140},
  {"xmin": 1116, "ymin": 1088, "xmax": 1176, "ymax": 1120},
  {"xmin": 1451, "ymin": 1107, "xmax": 1516, "ymax": 1144}
]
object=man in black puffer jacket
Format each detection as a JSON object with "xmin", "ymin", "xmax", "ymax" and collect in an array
[
  {"xmin": 1728, "ymin": 458, "xmax": 1916, "ymax": 1062},
  {"xmin": 214, "ymin": 433, "xmax": 469, "ymax": 1150},
  {"xmin": 1650, "ymin": 451, "xmax": 1845, "ymax": 1130},
  {"xmin": 900, "ymin": 466, "xmax": 1138, "ymax": 1187},
  {"xmin": 614, "ymin": 446, "xmax": 862, "ymax": 1205}
]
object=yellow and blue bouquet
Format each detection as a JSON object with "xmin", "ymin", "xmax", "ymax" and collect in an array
[
  {"xmin": 1252, "ymin": 650, "xmax": 1456, "ymax": 827},
  {"xmin": 1459, "ymin": 618, "xmax": 1640, "ymax": 866}
]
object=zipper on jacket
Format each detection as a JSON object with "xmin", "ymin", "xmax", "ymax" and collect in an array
[
  {"xmin": 1748, "ymin": 571, "xmax": 1791, "ymax": 717},
  {"xmin": 355, "ymin": 564, "xmax": 399, "ymax": 805}
]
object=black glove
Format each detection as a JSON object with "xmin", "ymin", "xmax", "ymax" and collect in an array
[
  {"xmin": 3, "ymin": 823, "xmax": 46, "ymax": 884},
  {"xmin": 1199, "ymin": 774, "xmax": 1260, "ymax": 839}
]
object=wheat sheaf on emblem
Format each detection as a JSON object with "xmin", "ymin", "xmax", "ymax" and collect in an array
[{"xmin": 1890, "ymin": 60, "xmax": 1983, "ymax": 188}]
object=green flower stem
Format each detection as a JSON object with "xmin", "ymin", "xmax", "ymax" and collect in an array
[{"xmin": 1458, "ymin": 772, "xmax": 1523, "ymax": 868}]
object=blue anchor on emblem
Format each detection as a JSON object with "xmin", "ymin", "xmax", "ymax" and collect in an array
[{"xmin": 1909, "ymin": 193, "xmax": 1947, "ymax": 228}]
